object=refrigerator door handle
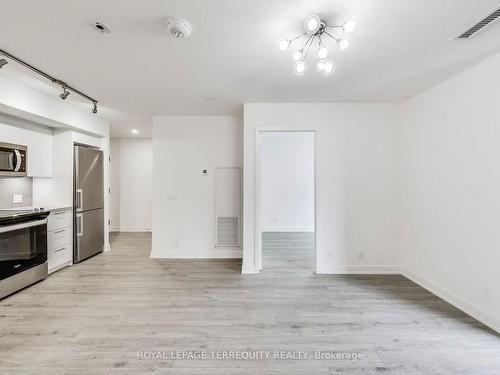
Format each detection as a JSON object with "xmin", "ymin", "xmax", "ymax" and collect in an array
[
  {"xmin": 76, "ymin": 213, "xmax": 83, "ymax": 237},
  {"xmin": 76, "ymin": 189, "xmax": 83, "ymax": 211}
]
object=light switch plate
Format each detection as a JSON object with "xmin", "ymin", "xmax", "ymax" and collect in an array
[{"xmin": 13, "ymin": 194, "xmax": 23, "ymax": 204}]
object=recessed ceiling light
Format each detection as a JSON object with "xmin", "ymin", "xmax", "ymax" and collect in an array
[
  {"xmin": 131, "ymin": 129, "xmax": 139, "ymax": 134},
  {"xmin": 204, "ymin": 97, "xmax": 215, "ymax": 102},
  {"xmin": 90, "ymin": 21, "xmax": 111, "ymax": 34}
]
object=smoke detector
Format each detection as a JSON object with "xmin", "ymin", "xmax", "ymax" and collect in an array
[{"xmin": 165, "ymin": 17, "xmax": 192, "ymax": 39}]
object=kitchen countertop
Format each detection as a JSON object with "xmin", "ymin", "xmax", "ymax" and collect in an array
[
  {"xmin": 0, "ymin": 206, "xmax": 72, "ymax": 214},
  {"xmin": 43, "ymin": 206, "xmax": 72, "ymax": 213}
]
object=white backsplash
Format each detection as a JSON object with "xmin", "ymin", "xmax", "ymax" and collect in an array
[{"xmin": 0, "ymin": 177, "xmax": 33, "ymax": 209}]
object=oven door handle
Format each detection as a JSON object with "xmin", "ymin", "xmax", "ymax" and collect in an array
[
  {"xmin": 14, "ymin": 150, "xmax": 22, "ymax": 172},
  {"xmin": 0, "ymin": 218, "xmax": 48, "ymax": 234}
]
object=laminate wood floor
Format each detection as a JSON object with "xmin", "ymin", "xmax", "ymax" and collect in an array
[
  {"xmin": 0, "ymin": 232, "xmax": 498, "ymax": 374},
  {"xmin": 262, "ymin": 231, "xmax": 315, "ymax": 273}
]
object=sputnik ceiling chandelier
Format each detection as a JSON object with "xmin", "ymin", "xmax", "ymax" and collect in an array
[{"xmin": 279, "ymin": 15, "xmax": 357, "ymax": 76}]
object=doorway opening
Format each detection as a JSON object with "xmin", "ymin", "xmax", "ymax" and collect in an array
[{"xmin": 255, "ymin": 130, "xmax": 316, "ymax": 273}]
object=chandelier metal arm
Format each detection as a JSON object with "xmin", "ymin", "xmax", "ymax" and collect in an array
[
  {"xmin": 324, "ymin": 31, "xmax": 339, "ymax": 42},
  {"xmin": 297, "ymin": 33, "xmax": 313, "ymax": 53},
  {"xmin": 303, "ymin": 34, "xmax": 317, "ymax": 60},
  {"xmin": 297, "ymin": 34, "xmax": 313, "ymax": 53},
  {"xmin": 291, "ymin": 32, "xmax": 308, "ymax": 43}
]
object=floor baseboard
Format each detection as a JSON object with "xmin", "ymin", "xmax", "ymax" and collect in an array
[
  {"xmin": 317, "ymin": 265, "xmax": 400, "ymax": 274},
  {"xmin": 150, "ymin": 250, "xmax": 242, "ymax": 259},
  {"xmin": 401, "ymin": 268, "xmax": 500, "ymax": 334}
]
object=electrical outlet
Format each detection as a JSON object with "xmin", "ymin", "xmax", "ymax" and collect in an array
[
  {"xmin": 202, "ymin": 169, "xmax": 208, "ymax": 175},
  {"xmin": 12, "ymin": 194, "xmax": 22, "ymax": 204},
  {"xmin": 328, "ymin": 248, "xmax": 334, "ymax": 258},
  {"xmin": 270, "ymin": 217, "xmax": 278, "ymax": 224}
]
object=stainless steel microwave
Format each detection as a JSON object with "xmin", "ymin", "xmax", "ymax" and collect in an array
[{"xmin": 0, "ymin": 142, "xmax": 27, "ymax": 177}]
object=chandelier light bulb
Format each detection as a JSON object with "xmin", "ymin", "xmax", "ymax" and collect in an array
[
  {"xmin": 337, "ymin": 39, "xmax": 349, "ymax": 50},
  {"xmin": 342, "ymin": 19, "xmax": 357, "ymax": 33},
  {"xmin": 294, "ymin": 60, "xmax": 307, "ymax": 76},
  {"xmin": 293, "ymin": 51, "xmax": 302, "ymax": 61},
  {"xmin": 304, "ymin": 15, "xmax": 321, "ymax": 34},
  {"xmin": 317, "ymin": 46, "xmax": 328, "ymax": 59},
  {"xmin": 279, "ymin": 38, "xmax": 291, "ymax": 51},
  {"xmin": 316, "ymin": 60, "xmax": 326, "ymax": 73},
  {"xmin": 322, "ymin": 59, "xmax": 336, "ymax": 76}
]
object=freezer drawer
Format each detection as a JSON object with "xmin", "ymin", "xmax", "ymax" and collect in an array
[{"xmin": 74, "ymin": 208, "xmax": 104, "ymax": 263}]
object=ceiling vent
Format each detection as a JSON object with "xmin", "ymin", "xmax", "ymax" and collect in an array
[{"xmin": 456, "ymin": 7, "xmax": 500, "ymax": 39}]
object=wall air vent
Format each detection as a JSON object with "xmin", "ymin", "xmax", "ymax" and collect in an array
[
  {"xmin": 216, "ymin": 217, "xmax": 239, "ymax": 247},
  {"xmin": 456, "ymin": 7, "xmax": 500, "ymax": 39}
]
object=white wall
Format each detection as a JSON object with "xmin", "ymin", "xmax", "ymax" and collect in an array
[
  {"xmin": 400, "ymin": 51, "xmax": 500, "ymax": 333},
  {"xmin": 243, "ymin": 104, "xmax": 402, "ymax": 274},
  {"xmin": 110, "ymin": 138, "xmax": 152, "ymax": 232},
  {"xmin": 152, "ymin": 116, "xmax": 243, "ymax": 258},
  {"xmin": 261, "ymin": 131, "xmax": 314, "ymax": 232}
]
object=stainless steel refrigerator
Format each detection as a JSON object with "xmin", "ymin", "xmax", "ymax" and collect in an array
[{"xmin": 74, "ymin": 145, "xmax": 104, "ymax": 263}]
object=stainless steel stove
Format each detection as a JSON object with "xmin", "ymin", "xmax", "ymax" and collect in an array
[{"xmin": 0, "ymin": 208, "xmax": 50, "ymax": 299}]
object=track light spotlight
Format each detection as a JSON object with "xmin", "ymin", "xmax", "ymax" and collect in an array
[
  {"xmin": 0, "ymin": 59, "xmax": 8, "ymax": 69},
  {"xmin": 92, "ymin": 103, "xmax": 98, "ymax": 114},
  {"xmin": 59, "ymin": 86, "xmax": 70, "ymax": 100}
]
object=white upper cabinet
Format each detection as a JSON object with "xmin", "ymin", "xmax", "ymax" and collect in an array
[
  {"xmin": 26, "ymin": 130, "xmax": 53, "ymax": 177},
  {"xmin": 0, "ymin": 121, "xmax": 53, "ymax": 177}
]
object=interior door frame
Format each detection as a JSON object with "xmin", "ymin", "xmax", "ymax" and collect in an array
[{"xmin": 254, "ymin": 129, "xmax": 318, "ymax": 273}]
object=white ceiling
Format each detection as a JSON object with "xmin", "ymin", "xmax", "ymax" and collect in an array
[{"xmin": 1, "ymin": 0, "xmax": 500, "ymax": 137}]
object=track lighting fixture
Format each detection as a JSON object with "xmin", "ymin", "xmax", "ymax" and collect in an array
[
  {"xmin": 59, "ymin": 86, "xmax": 70, "ymax": 100},
  {"xmin": 0, "ymin": 49, "xmax": 99, "ymax": 114},
  {"xmin": 279, "ymin": 15, "xmax": 357, "ymax": 77}
]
